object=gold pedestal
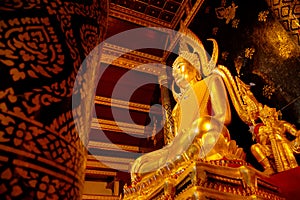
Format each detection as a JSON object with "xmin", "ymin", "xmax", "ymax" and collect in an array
[{"xmin": 124, "ymin": 160, "xmax": 284, "ymax": 200}]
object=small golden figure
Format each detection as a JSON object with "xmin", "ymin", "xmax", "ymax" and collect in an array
[{"xmin": 251, "ymin": 105, "xmax": 300, "ymax": 175}]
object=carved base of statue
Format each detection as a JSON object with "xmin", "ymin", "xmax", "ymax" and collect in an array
[{"xmin": 123, "ymin": 160, "xmax": 284, "ymax": 200}]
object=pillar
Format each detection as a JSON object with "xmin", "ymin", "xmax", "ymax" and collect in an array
[
  {"xmin": 158, "ymin": 66, "xmax": 175, "ymax": 145},
  {"xmin": 0, "ymin": 0, "xmax": 108, "ymax": 199}
]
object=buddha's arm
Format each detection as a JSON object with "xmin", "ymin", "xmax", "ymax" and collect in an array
[{"xmin": 207, "ymin": 74, "xmax": 231, "ymax": 125}]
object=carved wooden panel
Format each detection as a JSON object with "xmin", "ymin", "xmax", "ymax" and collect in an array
[{"xmin": 0, "ymin": 0, "xmax": 108, "ymax": 199}]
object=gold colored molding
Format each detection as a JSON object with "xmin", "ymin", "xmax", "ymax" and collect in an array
[
  {"xmin": 94, "ymin": 96, "xmax": 162, "ymax": 115},
  {"xmin": 87, "ymin": 141, "xmax": 154, "ymax": 154},
  {"xmin": 109, "ymin": 0, "xmax": 199, "ymax": 30},
  {"xmin": 124, "ymin": 161, "xmax": 284, "ymax": 200},
  {"xmin": 85, "ymin": 170, "xmax": 117, "ymax": 176},
  {"xmin": 101, "ymin": 43, "xmax": 164, "ymax": 75},
  {"xmin": 87, "ymin": 155, "xmax": 134, "ymax": 164},
  {"xmin": 95, "ymin": 96, "xmax": 150, "ymax": 113},
  {"xmin": 82, "ymin": 194, "xmax": 120, "ymax": 200},
  {"xmin": 183, "ymin": 0, "xmax": 205, "ymax": 26},
  {"xmin": 107, "ymin": 0, "xmax": 206, "ymax": 66},
  {"xmin": 169, "ymin": 0, "xmax": 190, "ymax": 28},
  {"xmin": 88, "ymin": 141, "xmax": 140, "ymax": 152},
  {"xmin": 91, "ymin": 118, "xmax": 147, "ymax": 135},
  {"xmin": 103, "ymin": 43, "xmax": 162, "ymax": 62}
]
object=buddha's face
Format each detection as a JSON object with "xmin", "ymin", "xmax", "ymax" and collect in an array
[{"xmin": 172, "ymin": 57, "xmax": 200, "ymax": 89}]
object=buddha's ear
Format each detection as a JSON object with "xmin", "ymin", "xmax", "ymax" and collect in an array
[
  {"xmin": 192, "ymin": 69, "xmax": 201, "ymax": 82},
  {"xmin": 195, "ymin": 71, "xmax": 202, "ymax": 81}
]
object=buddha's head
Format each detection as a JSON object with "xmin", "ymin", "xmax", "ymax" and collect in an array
[
  {"xmin": 171, "ymin": 24, "xmax": 219, "ymax": 102},
  {"xmin": 172, "ymin": 56, "xmax": 201, "ymax": 89}
]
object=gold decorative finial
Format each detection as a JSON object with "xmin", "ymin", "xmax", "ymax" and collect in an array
[{"xmin": 173, "ymin": 22, "xmax": 219, "ymax": 77}]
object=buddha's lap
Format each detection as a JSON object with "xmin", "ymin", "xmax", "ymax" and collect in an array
[{"xmin": 131, "ymin": 116, "xmax": 230, "ymax": 175}]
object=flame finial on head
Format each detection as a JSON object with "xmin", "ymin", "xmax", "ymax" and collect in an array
[{"xmin": 172, "ymin": 23, "xmax": 219, "ymax": 77}]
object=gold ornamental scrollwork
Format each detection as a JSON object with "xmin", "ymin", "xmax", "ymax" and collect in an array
[{"xmin": 0, "ymin": 0, "xmax": 108, "ymax": 199}]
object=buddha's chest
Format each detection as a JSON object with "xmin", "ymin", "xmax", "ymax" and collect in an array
[{"xmin": 172, "ymin": 87, "xmax": 209, "ymax": 134}]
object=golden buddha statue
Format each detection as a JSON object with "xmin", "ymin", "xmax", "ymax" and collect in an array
[
  {"xmin": 124, "ymin": 24, "xmax": 299, "ymax": 200},
  {"xmin": 130, "ymin": 25, "xmax": 245, "ymax": 184}
]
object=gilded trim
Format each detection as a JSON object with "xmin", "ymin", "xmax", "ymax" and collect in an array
[
  {"xmin": 84, "ymin": 170, "xmax": 117, "ymax": 176},
  {"xmin": 91, "ymin": 118, "xmax": 147, "ymax": 135},
  {"xmin": 87, "ymin": 155, "xmax": 134, "ymax": 164},
  {"xmin": 95, "ymin": 96, "xmax": 150, "ymax": 113},
  {"xmin": 183, "ymin": 0, "xmax": 205, "ymax": 27},
  {"xmin": 82, "ymin": 194, "xmax": 120, "ymax": 200},
  {"xmin": 101, "ymin": 43, "xmax": 163, "ymax": 75},
  {"xmin": 103, "ymin": 43, "xmax": 163, "ymax": 62},
  {"xmin": 88, "ymin": 141, "xmax": 140, "ymax": 152}
]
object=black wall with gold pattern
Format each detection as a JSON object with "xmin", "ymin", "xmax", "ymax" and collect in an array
[
  {"xmin": 190, "ymin": 0, "xmax": 300, "ymax": 128},
  {"xmin": 0, "ymin": 0, "xmax": 108, "ymax": 199}
]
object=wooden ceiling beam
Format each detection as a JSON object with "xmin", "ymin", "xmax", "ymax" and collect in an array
[
  {"xmin": 170, "ymin": 0, "xmax": 190, "ymax": 28},
  {"xmin": 183, "ymin": 0, "xmax": 205, "ymax": 27},
  {"xmin": 110, "ymin": 4, "xmax": 171, "ymax": 28}
]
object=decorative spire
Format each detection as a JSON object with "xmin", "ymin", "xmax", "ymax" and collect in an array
[{"xmin": 173, "ymin": 22, "xmax": 219, "ymax": 77}]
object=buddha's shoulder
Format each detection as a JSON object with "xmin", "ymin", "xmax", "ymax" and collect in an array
[
  {"xmin": 204, "ymin": 73, "xmax": 223, "ymax": 82},
  {"xmin": 194, "ymin": 73, "xmax": 224, "ymax": 87}
]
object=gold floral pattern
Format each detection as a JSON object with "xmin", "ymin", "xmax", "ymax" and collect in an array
[
  {"xmin": 231, "ymin": 18, "xmax": 240, "ymax": 28},
  {"xmin": 80, "ymin": 24, "xmax": 99, "ymax": 56},
  {"xmin": 265, "ymin": 0, "xmax": 300, "ymax": 45},
  {"xmin": 215, "ymin": 2, "xmax": 238, "ymax": 24},
  {"xmin": 0, "ymin": 17, "xmax": 64, "ymax": 80},
  {"xmin": 252, "ymin": 70, "xmax": 276, "ymax": 100},
  {"xmin": 258, "ymin": 10, "xmax": 269, "ymax": 22},
  {"xmin": 245, "ymin": 47, "xmax": 255, "ymax": 59},
  {"xmin": 0, "ymin": 0, "xmax": 108, "ymax": 199},
  {"xmin": 262, "ymin": 85, "xmax": 276, "ymax": 99}
]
